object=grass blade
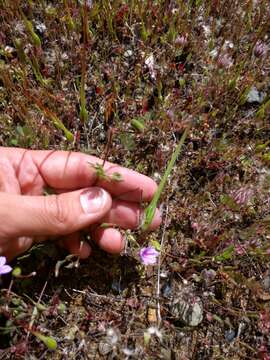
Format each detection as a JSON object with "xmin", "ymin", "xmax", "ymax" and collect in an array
[{"xmin": 141, "ymin": 127, "xmax": 189, "ymax": 231}]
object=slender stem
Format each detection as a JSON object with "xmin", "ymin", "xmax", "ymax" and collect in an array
[{"xmin": 141, "ymin": 126, "xmax": 189, "ymax": 231}]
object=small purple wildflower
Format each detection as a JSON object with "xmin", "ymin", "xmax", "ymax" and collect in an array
[
  {"xmin": 259, "ymin": 310, "xmax": 270, "ymax": 335},
  {"xmin": 254, "ymin": 40, "xmax": 268, "ymax": 58},
  {"xmin": 139, "ymin": 247, "xmax": 159, "ymax": 265},
  {"xmin": 201, "ymin": 269, "xmax": 216, "ymax": 286},
  {"xmin": 217, "ymin": 53, "xmax": 233, "ymax": 68},
  {"xmin": 235, "ymin": 244, "xmax": 246, "ymax": 255},
  {"xmin": 175, "ymin": 34, "xmax": 188, "ymax": 46},
  {"xmin": 0, "ymin": 256, "xmax": 12, "ymax": 275},
  {"xmin": 231, "ymin": 186, "xmax": 253, "ymax": 205},
  {"xmin": 166, "ymin": 109, "xmax": 175, "ymax": 121}
]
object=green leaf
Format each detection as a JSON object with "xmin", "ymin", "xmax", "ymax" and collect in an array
[
  {"xmin": 33, "ymin": 332, "xmax": 57, "ymax": 350},
  {"xmin": 239, "ymin": 86, "xmax": 251, "ymax": 105},
  {"xmin": 100, "ymin": 223, "xmax": 111, "ymax": 229},
  {"xmin": 141, "ymin": 22, "xmax": 149, "ymax": 41},
  {"xmin": 215, "ymin": 245, "xmax": 235, "ymax": 262},
  {"xmin": 90, "ymin": 163, "xmax": 107, "ymax": 180},
  {"xmin": 212, "ymin": 314, "xmax": 224, "ymax": 323},
  {"xmin": 255, "ymin": 140, "xmax": 270, "ymax": 152},
  {"xmin": 150, "ymin": 240, "xmax": 161, "ymax": 251},
  {"xmin": 57, "ymin": 303, "xmax": 66, "ymax": 314},
  {"xmin": 220, "ymin": 194, "xmax": 240, "ymax": 211},
  {"xmin": 143, "ymin": 332, "xmax": 151, "ymax": 345},
  {"xmin": 51, "ymin": 115, "xmax": 74, "ymax": 142},
  {"xmin": 79, "ymin": 106, "xmax": 88, "ymax": 123},
  {"xmin": 141, "ymin": 127, "xmax": 189, "ymax": 231},
  {"xmin": 256, "ymin": 99, "xmax": 270, "ymax": 119},
  {"xmin": 110, "ymin": 172, "xmax": 123, "ymax": 182},
  {"xmin": 261, "ymin": 152, "xmax": 270, "ymax": 162},
  {"xmin": 131, "ymin": 118, "xmax": 145, "ymax": 132},
  {"xmin": 12, "ymin": 267, "xmax": 22, "ymax": 277}
]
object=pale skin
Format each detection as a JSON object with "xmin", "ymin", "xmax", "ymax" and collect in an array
[{"xmin": 0, "ymin": 147, "xmax": 161, "ymax": 261}]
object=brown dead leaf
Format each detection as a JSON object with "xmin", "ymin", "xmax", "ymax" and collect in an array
[
  {"xmin": 247, "ymin": 278, "xmax": 270, "ymax": 301},
  {"xmin": 147, "ymin": 307, "xmax": 157, "ymax": 323}
]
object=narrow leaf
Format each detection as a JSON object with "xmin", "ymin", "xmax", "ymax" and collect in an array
[{"xmin": 141, "ymin": 126, "xmax": 189, "ymax": 231}]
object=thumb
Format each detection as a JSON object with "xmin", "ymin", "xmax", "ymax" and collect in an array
[{"xmin": 0, "ymin": 187, "xmax": 112, "ymax": 238}]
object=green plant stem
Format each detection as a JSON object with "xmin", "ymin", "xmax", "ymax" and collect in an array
[
  {"xmin": 32, "ymin": 100, "xmax": 74, "ymax": 142},
  {"xmin": 141, "ymin": 126, "xmax": 189, "ymax": 231}
]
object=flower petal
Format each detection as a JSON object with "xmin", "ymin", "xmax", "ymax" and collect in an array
[
  {"xmin": 143, "ymin": 256, "xmax": 156, "ymax": 265},
  {"xmin": 0, "ymin": 265, "xmax": 12, "ymax": 275},
  {"xmin": 0, "ymin": 256, "xmax": 6, "ymax": 267},
  {"xmin": 139, "ymin": 246, "xmax": 159, "ymax": 265}
]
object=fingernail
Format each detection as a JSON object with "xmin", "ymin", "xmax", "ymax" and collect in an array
[{"xmin": 80, "ymin": 188, "xmax": 107, "ymax": 214}]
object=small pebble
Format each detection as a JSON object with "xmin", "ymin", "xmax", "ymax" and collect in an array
[
  {"xmin": 224, "ymin": 329, "xmax": 236, "ymax": 342},
  {"xmin": 171, "ymin": 287, "xmax": 203, "ymax": 326},
  {"xmin": 262, "ymin": 276, "xmax": 270, "ymax": 291},
  {"xmin": 246, "ymin": 86, "xmax": 266, "ymax": 104},
  {"xmin": 162, "ymin": 282, "xmax": 172, "ymax": 298},
  {"xmin": 124, "ymin": 49, "xmax": 133, "ymax": 57},
  {"xmin": 98, "ymin": 341, "xmax": 112, "ymax": 355}
]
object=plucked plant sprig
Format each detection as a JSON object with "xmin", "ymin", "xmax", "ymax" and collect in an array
[{"xmin": 88, "ymin": 162, "xmax": 123, "ymax": 182}]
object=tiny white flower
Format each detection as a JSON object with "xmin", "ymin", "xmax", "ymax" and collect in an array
[
  {"xmin": 145, "ymin": 54, "xmax": 156, "ymax": 80},
  {"xmin": 106, "ymin": 328, "xmax": 118, "ymax": 345},
  {"xmin": 124, "ymin": 50, "xmax": 133, "ymax": 57},
  {"xmin": 202, "ymin": 25, "xmax": 211, "ymax": 38},
  {"xmin": 223, "ymin": 40, "xmax": 234, "ymax": 49},
  {"xmin": 209, "ymin": 48, "xmax": 218, "ymax": 58},
  {"xmin": 34, "ymin": 21, "xmax": 46, "ymax": 33},
  {"xmin": 122, "ymin": 348, "xmax": 134, "ymax": 356},
  {"xmin": 147, "ymin": 326, "xmax": 162, "ymax": 339},
  {"xmin": 79, "ymin": 0, "xmax": 93, "ymax": 7}
]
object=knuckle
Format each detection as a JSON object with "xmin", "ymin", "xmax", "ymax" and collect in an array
[{"xmin": 43, "ymin": 194, "xmax": 70, "ymax": 234}]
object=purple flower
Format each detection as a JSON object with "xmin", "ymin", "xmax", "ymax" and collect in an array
[
  {"xmin": 217, "ymin": 53, "xmax": 233, "ymax": 68},
  {"xmin": 175, "ymin": 34, "xmax": 188, "ymax": 46},
  {"xmin": 139, "ymin": 247, "xmax": 159, "ymax": 265},
  {"xmin": 254, "ymin": 41, "xmax": 268, "ymax": 58},
  {"xmin": 231, "ymin": 186, "xmax": 253, "ymax": 205},
  {"xmin": 0, "ymin": 256, "xmax": 12, "ymax": 275}
]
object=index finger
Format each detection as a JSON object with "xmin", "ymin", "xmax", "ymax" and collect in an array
[{"xmin": 16, "ymin": 149, "xmax": 157, "ymax": 202}]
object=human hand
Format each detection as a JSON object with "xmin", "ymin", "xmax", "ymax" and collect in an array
[{"xmin": 0, "ymin": 147, "xmax": 161, "ymax": 260}]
